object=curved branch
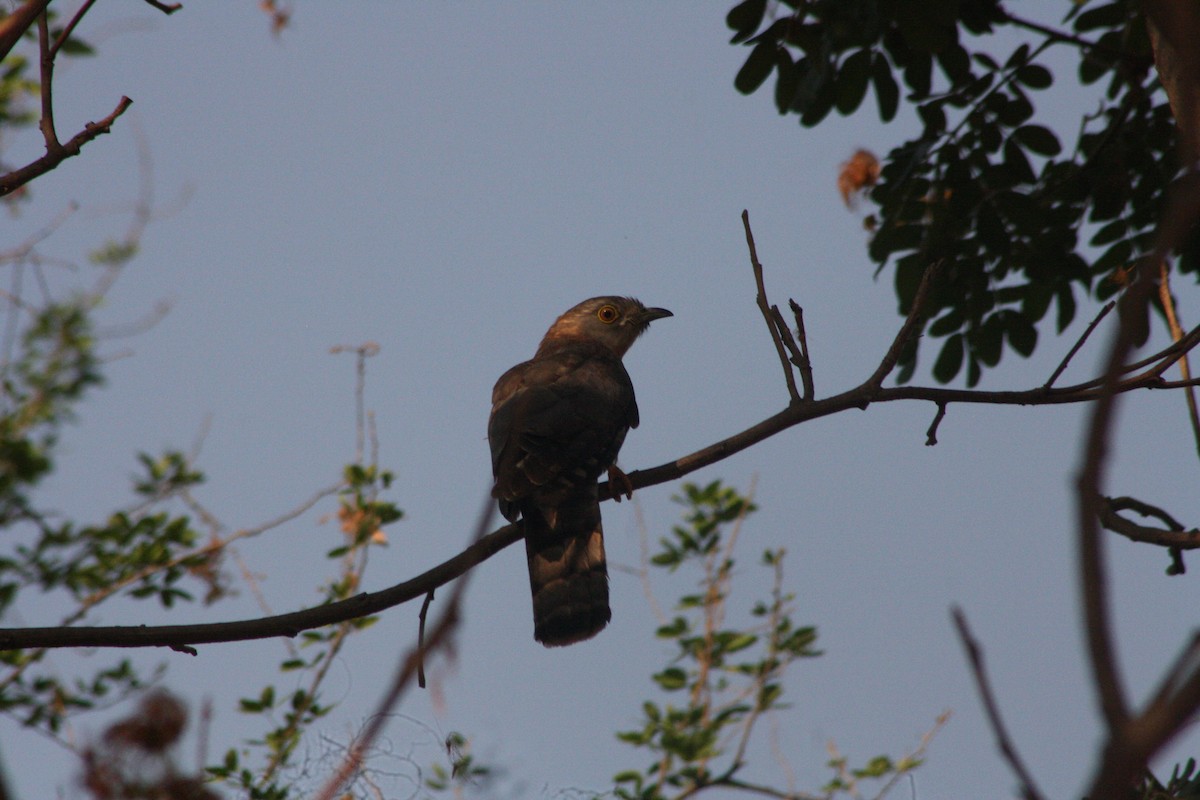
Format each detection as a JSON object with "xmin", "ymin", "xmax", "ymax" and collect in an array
[
  {"xmin": 1100, "ymin": 496, "xmax": 1200, "ymax": 550},
  {"xmin": 3, "ymin": 288, "xmax": 1199, "ymax": 652},
  {"xmin": 0, "ymin": 523, "xmax": 522, "ymax": 651}
]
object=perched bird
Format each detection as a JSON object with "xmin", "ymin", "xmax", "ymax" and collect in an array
[{"xmin": 489, "ymin": 296, "xmax": 672, "ymax": 646}]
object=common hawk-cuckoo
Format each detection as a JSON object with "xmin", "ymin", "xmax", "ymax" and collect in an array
[{"xmin": 489, "ymin": 296, "xmax": 672, "ymax": 647}]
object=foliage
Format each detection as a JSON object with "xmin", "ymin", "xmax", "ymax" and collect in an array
[
  {"xmin": 612, "ymin": 480, "xmax": 929, "ymax": 800},
  {"xmin": 1141, "ymin": 759, "xmax": 1200, "ymax": 800},
  {"xmin": 208, "ymin": 462, "xmax": 400, "ymax": 800},
  {"xmin": 727, "ymin": 0, "xmax": 1187, "ymax": 385}
]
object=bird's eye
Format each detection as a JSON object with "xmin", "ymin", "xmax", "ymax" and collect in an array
[{"xmin": 596, "ymin": 304, "xmax": 619, "ymax": 324}]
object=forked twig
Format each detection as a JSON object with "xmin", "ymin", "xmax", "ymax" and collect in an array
[
  {"xmin": 789, "ymin": 299, "xmax": 815, "ymax": 400},
  {"xmin": 743, "ymin": 210, "xmax": 801, "ymax": 403}
]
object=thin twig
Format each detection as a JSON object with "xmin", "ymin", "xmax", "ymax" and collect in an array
[
  {"xmin": 743, "ymin": 210, "xmax": 800, "ymax": 404},
  {"xmin": 0, "ymin": 95, "xmax": 133, "ymax": 198},
  {"xmin": 1157, "ymin": 264, "xmax": 1200, "ymax": 461},
  {"xmin": 1099, "ymin": 496, "xmax": 1200, "ymax": 551},
  {"xmin": 417, "ymin": 590, "xmax": 434, "ymax": 689},
  {"xmin": 1043, "ymin": 301, "xmax": 1115, "ymax": 390},
  {"xmin": 50, "ymin": 0, "xmax": 98, "ymax": 58},
  {"xmin": 789, "ymin": 300, "xmax": 814, "ymax": 400},
  {"xmin": 866, "ymin": 260, "xmax": 943, "ymax": 389},
  {"xmin": 36, "ymin": 12, "xmax": 59, "ymax": 154},
  {"xmin": 0, "ymin": 0, "xmax": 51, "ymax": 62},
  {"xmin": 312, "ymin": 496, "xmax": 493, "ymax": 800},
  {"xmin": 924, "ymin": 402, "xmax": 947, "ymax": 446},
  {"xmin": 141, "ymin": 0, "xmax": 182, "ymax": 13},
  {"xmin": 769, "ymin": 304, "xmax": 810, "ymax": 397},
  {"xmin": 951, "ymin": 607, "xmax": 1047, "ymax": 800}
]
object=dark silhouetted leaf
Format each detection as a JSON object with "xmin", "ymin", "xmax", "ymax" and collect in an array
[
  {"xmin": 726, "ymin": 0, "xmax": 768, "ymax": 44},
  {"xmin": 735, "ymin": 42, "xmax": 776, "ymax": 95},
  {"xmin": 1003, "ymin": 138, "xmax": 1035, "ymax": 184},
  {"xmin": 933, "ymin": 333, "xmax": 964, "ymax": 383},
  {"xmin": 773, "ymin": 47, "xmax": 797, "ymax": 113},
  {"xmin": 872, "ymin": 52, "xmax": 899, "ymax": 121},
  {"xmin": 1016, "ymin": 64, "xmax": 1052, "ymax": 89},
  {"xmin": 835, "ymin": 50, "xmax": 871, "ymax": 115},
  {"xmin": 936, "ymin": 44, "xmax": 971, "ymax": 84},
  {"xmin": 904, "ymin": 53, "xmax": 932, "ymax": 97},
  {"xmin": 1090, "ymin": 218, "xmax": 1127, "ymax": 247},
  {"xmin": 1014, "ymin": 124, "xmax": 1061, "ymax": 156},
  {"xmin": 973, "ymin": 316, "xmax": 1004, "ymax": 367},
  {"xmin": 1006, "ymin": 315, "xmax": 1037, "ymax": 356},
  {"xmin": 1074, "ymin": 2, "xmax": 1123, "ymax": 32}
]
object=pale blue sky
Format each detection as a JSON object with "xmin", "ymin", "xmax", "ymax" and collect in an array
[{"xmin": 4, "ymin": 3, "xmax": 1198, "ymax": 799}]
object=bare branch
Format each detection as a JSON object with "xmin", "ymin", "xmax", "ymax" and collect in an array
[
  {"xmin": 924, "ymin": 402, "xmax": 947, "ymax": 446},
  {"xmin": 143, "ymin": 0, "xmax": 183, "ymax": 13},
  {"xmin": 50, "ymin": 0, "xmax": 99, "ymax": 59},
  {"xmin": 0, "ymin": 96, "xmax": 134, "ymax": 198},
  {"xmin": 866, "ymin": 260, "xmax": 942, "ymax": 389},
  {"xmin": 1156, "ymin": 265, "xmax": 1200, "ymax": 460},
  {"xmin": 1099, "ymin": 496, "xmax": 1200, "ymax": 551},
  {"xmin": 36, "ymin": 12, "xmax": 58, "ymax": 154},
  {"xmin": 417, "ymin": 589, "xmax": 435, "ymax": 689},
  {"xmin": 743, "ymin": 210, "xmax": 800, "ymax": 404},
  {"xmin": 952, "ymin": 607, "xmax": 1047, "ymax": 800},
  {"xmin": 788, "ymin": 300, "xmax": 814, "ymax": 400},
  {"xmin": 0, "ymin": 0, "xmax": 50, "ymax": 63},
  {"xmin": 1043, "ymin": 301, "xmax": 1115, "ymax": 390},
  {"xmin": 0, "ymin": 519, "xmax": 520, "ymax": 650},
  {"xmin": 1081, "ymin": 164, "xmax": 1200, "ymax": 799}
]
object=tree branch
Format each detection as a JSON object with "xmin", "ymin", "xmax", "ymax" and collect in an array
[
  {"xmin": 3, "ymin": 280, "xmax": 1198, "ymax": 653},
  {"xmin": 1099, "ymin": 496, "xmax": 1200, "ymax": 551},
  {"xmin": 0, "ymin": 519, "xmax": 521, "ymax": 650},
  {"xmin": 0, "ymin": 0, "xmax": 50, "ymax": 63},
  {"xmin": 952, "ymin": 607, "xmax": 1046, "ymax": 800},
  {"xmin": 743, "ymin": 210, "xmax": 801, "ymax": 404},
  {"xmin": 0, "ymin": 96, "xmax": 133, "ymax": 198}
]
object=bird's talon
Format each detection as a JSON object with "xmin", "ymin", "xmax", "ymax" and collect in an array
[{"xmin": 608, "ymin": 465, "xmax": 634, "ymax": 501}]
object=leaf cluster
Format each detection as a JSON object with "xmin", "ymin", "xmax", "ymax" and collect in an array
[
  {"xmin": 614, "ymin": 481, "xmax": 913, "ymax": 800},
  {"xmin": 727, "ymin": 0, "xmax": 1186, "ymax": 384}
]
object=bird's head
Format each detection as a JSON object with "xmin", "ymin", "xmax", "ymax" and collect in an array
[{"xmin": 540, "ymin": 296, "xmax": 672, "ymax": 357}]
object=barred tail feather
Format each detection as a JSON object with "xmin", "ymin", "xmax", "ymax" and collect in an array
[{"xmin": 523, "ymin": 486, "xmax": 610, "ymax": 647}]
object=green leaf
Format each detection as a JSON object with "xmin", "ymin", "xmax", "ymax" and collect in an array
[
  {"xmin": 1015, "ymin": 64, "xmax": 1052, "ymax": 90},
  {"xmin": 834, "ymin": 49, "xmax": 870, "ymax": 115},
  {"xmin": 1074, "ymin": 2, "xmax": 1124, "ymax": 32},
  {"xmin": 932, "ymin": 333, "xmax": 963, "ymax": 383},
  {"xmin": 726, "ymin": 0, "xmax": 767, "ymax": 44},
  {"xmin": 871, "ymin": 52, "xmax": 899, "ymax": 122},
  {"xmin": 735, "ymin": 42, "xmax": 775, "ymax": 95},
  {"xmin": 1014, "ymin": 124, "xmax": 1061, "ymax": 156},
  {"xmin": 1091, "ymin": 218, "xmax": 1127, "ymax": 247},
  {"xmin": 653, "ymin": 667, "xmax": 688, "ymax": 691},
  {"xmin": 1006, "ymin": 314, "xmax": 1037, "ymax": 357},
  {"xmin": 973, "ymin": 316, "xmax": 1004, "ymax": 367}
]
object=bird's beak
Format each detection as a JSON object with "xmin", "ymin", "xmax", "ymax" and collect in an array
[{"xmin": 642, "ymin": 307, "xmax": 673, "ymax": 323}]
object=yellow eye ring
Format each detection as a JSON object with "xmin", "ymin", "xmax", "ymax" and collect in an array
[{"xmin": 596, "ymin": 304, "xmax": 619, "ymax": 324}]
